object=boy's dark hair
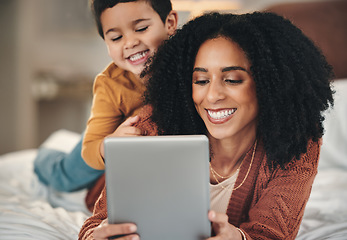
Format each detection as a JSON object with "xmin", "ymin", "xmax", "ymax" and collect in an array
[
  {"xmin": 90, "ymin": 0, "xmax": 172, "ymax": 39},
  {"xmin": 143, "ymin": 12, "xmax": 334, "ymax": 169}
]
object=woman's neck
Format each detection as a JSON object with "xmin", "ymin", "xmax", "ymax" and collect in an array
[{"xmin": 209, "ymin": 134, "xmax": 257, "ymax": 177}]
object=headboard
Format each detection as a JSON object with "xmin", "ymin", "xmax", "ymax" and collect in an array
[{"xmin": 265, "ymin": 0, "xmax": 347, "ymax": 80}]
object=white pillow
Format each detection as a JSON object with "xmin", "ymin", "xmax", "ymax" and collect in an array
[
  {"xmin": 40, "ymin": 129, "xmax": 81, "ymax": 153},
  {"xmin": 319, "ymin": 79, "xmax": 347, "ymax": 169}
]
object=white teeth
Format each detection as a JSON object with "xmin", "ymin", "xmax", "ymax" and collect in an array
[
  {"xmin": 129, "ymin": 51, "xmax": 147, "ymax": 61},
  {"xmin": 208, "ymin": 109, "xmax": 235, "ymax": 120}
]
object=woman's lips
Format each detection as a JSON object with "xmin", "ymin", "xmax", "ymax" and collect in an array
[{"xmin": 206, "ymin": 108, "xmax": 236, "ymax": 124}]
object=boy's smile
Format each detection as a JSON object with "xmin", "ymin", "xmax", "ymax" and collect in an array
[
  {"xmin": 101, "ymin": 1, "xmax": 177, "ymax": 80},
  {"xmin": 127, "ymin": 50, "xmax": 150, "ymax": 65}
]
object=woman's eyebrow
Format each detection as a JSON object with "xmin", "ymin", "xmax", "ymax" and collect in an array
[
  {"xmin": 193, "ymin": 67, "xmax": 208, "ymax": 73},
  {"xmin": 222, "ymin": 66, "xmax": 248, "ymax": 73}
]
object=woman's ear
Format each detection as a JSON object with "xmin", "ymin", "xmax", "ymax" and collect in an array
[{"xmin": 165, "ymin": 10, "xmax": 178, "ymax": 36}]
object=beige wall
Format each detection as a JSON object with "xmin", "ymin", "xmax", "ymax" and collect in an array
[
  {"xmin": 0, "ymin": 0, "xmax": 329, "ymax": 154},
  {"xmin": 0, "ymin": 0, "xmax": 17, "ymax": 154},
  {"xmin": 0, "ymin": 0, "xmax": 109, "ymax": 154}
]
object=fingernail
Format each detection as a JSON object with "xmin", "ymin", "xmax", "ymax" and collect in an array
[
  {"xmin": 129, "ymin": 225, "xmax": 137, "ymax": 232},
  {"xmin": 209, "ymin": 211, "xmax": 215, "ymax": 218}
]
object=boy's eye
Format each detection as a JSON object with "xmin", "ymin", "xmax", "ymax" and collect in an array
[
  {"xmin": 136, "ymin": 26, "xmax": 149, "ymax": 32},
  {"xmin": 111, "ymin": 35, "xmax": 122, "ymax": 42}
]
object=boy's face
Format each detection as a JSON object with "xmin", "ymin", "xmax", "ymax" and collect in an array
[{"xmin": 101, "ymin": 1, "xmax": 177, "ymax": 79}]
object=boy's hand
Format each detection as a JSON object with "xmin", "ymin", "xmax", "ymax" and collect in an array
[
  {"xmin": 112, "ymin": 116, "xmax": 142, "ymax": 137},
  {"xmin": 93, "ymin": 219, "xmax": 139, "ymax": 240},
  {"xmin": 100, "ymin": 116, "xmax": 142, "ymax": 158}
]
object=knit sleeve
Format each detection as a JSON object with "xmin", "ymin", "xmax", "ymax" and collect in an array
[
  {"xmin": 78, "ymin": 186, "xmax": 108, "ymax": 240},
  {"xmin": 134, "ymin": 105, "xmax": 158, "ymax": 136},
  {"xmin": 241, "ymin": 140, "xmax": 320, "ymax": 240}
]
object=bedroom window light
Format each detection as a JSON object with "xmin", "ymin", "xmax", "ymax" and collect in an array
[{"xmin": 172, "ymin": 0, "xmax": 241, "ymax": 18}]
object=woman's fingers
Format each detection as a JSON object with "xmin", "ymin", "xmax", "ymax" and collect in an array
[
  {"xmin": 207, "ymin": 211, "xmax": 241, "ymax": 240},
  {"xmin": 209, "ymin": 210, "xmax": 229, "ymax": 227},
  {"xmin": 93, "ymin": 223, "xmax": 138, "ymax": 240}
]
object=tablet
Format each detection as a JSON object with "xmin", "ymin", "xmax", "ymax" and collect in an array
[{"xmin": 104, "ymin": 135, "xmax": 211, "ymax": 240}]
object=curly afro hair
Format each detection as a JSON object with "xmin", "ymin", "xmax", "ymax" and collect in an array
[{"xmin": 143, "ymin": 12, "xmax": 334, "ymax": 168}]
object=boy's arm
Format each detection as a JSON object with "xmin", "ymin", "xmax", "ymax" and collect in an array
[
  {"xmin": 82, "ymin": 76, "xmax": 124, "ymax": 170},
  {"xmin": 82, "ymin": 68, "xmax": 145, "ymax": 170}
]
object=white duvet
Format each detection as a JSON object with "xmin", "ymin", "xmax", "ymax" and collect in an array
[
  {"xmin": 297, "ymin": 79, "xmax": 347, "ymax": 240},
  {"xmin": 296, "ymin": 169, "xmax": 347, "ymax": 240},
  {"xmin": 1, "ymin": 143, "xmax": 346, "ymax": 240},
  {"xmin": 0, "ymin": 132, "xmax": 90, "ymax": 240}
]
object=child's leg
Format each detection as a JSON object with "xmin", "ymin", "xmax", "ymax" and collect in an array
[{"xmin": 34, "ymin": 136, "xmax": 104, "ymax": 192}]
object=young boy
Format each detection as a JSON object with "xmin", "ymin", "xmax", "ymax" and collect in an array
[
  {"xmin": 34, "ymin": 0, "xmax": 177, "ymax": 203},
  {"xmin": 82, "ymin": 0, "xmax": 177, "ymax": 170}
]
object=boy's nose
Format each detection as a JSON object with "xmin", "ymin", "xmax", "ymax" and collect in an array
[{"xmin": 124, "ymin": 35, "xmax": 140, "ymax": 49}]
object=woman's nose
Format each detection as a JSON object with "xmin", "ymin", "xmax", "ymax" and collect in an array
[{"xmin": 206, "ymin": 80, "xmax": 226, "ymax": 103}]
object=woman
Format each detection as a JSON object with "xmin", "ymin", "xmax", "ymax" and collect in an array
[{"xmin": 79, "ymin": 12, "xmax": 334, "ymax": 240}]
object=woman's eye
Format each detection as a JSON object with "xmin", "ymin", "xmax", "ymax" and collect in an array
[
  {"xmin": 193, "ymin": 79, "xmax": 209, "ymax": 85},
  {"xmin": 225, "ymin": 79, "xmax": 243, "ymax": 84},
  {"xmin": 136, "ymin": 26, "xmax": 149, "ymax": 32}
]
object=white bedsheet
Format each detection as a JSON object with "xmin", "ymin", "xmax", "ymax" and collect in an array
[
  {"xmin": 1, "ymin": 146, "xmax": 346, "ymax": 240},
  {"xmin": 0, "ymin": 146, "xmax": 90, "ymax": 239},
  {"xmin": 296, "ymin": 169, "xmax": 347, "ymax": 240},
  {"xmin": 296, "ymin": 79, "xmax": 347, "ymax": 239}
]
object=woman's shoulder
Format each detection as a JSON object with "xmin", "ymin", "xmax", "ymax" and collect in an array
[
  {"xmin": 266, "ymin": 139, "xmax": 321, "ymax": 178},
  {"xmin": 256, "ymin": 138, "xmax": 320, "ymax": 180},
  {"xmin": 137, "ymin": 105, "xmax": 153, "ymax": 120}
]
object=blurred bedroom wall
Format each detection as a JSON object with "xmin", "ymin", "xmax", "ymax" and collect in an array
[{"xmin": 0, "ymin": 0, "xmax": 329, "ymax": 154}]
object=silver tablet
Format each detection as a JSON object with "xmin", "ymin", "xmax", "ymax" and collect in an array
[{"xmin": 104, "ymin": 135, "xmax": 211, "ymax": 240}]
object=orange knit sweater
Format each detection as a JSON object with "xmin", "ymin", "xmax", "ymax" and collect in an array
[
  {"xmin": 79, "ymin": 106, "xmax": 320, "ymax": 240},
  {"xmin": 82, "ymin": 63, "xmax": 146, "ymax": 170}
]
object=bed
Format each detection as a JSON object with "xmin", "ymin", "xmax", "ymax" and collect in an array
[
  {"xmin": 1, "ymin": 98, "xmax": 346, "ymax": 240},
  {"xmin": 295, "ymin": 79, "xmax": 347, "ymax": 239},
  {"xmin": 1, "ymin": 1, "xmax": 347, "ymax": 239},
  {"xmin": 1, "ymin": 87, "xmax": 347, "ymax": 239},
  {"xmin": 0, "ymin": 130, "xmax": 90, "ymax": 239}
]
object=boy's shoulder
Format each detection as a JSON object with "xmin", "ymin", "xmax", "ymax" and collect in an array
[
  {"xmin": 97, "ymin": 62, "xmax": 138, "ymax": 85},
  {"xmin": 100, "ymin": 62, "xmax": 126, "ymax": 79},
  {"xmin": 94, "ymin": 63, "xmax": 144, "ymax": 92}
]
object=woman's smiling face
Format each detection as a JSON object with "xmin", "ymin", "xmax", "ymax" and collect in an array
[{"xmin": 192, "ymin": 37, "xmax": 258, "ymax": 141}]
